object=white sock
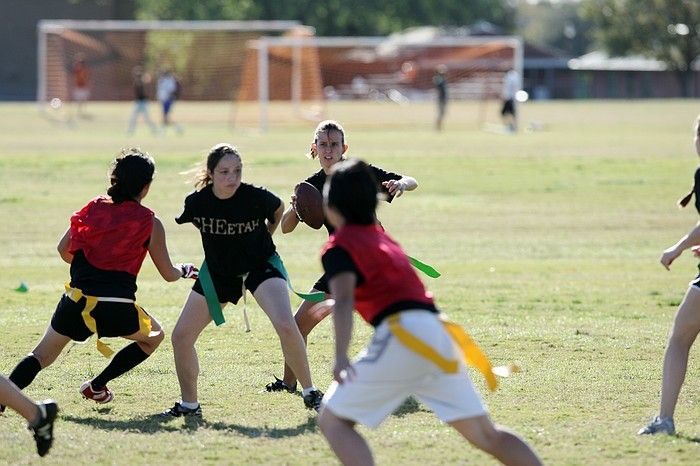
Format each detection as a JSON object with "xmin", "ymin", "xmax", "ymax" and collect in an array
[
  {"xmin": 180, "ymin": 400, "xmax": 199, "ymax": 409},
  {"xmin": 301, "ymin": 387, "xmax": 318, "ymax": 397}
]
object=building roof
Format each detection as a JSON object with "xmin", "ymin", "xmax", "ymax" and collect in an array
[{"xmin": 568, "ymin": 50, "xmax": 667, "ymax": 71}]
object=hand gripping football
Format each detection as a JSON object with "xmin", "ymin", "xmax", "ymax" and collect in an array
[{"xmin": 294, "ymin": 182, "xmax": 324, "ymax": 230}]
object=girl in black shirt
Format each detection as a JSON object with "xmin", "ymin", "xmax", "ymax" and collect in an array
[
  {"xmin": 640, "ymin": 116, "xmax": 700, "ymax": 435},
  {"xmin": 266, "ymin": 120, "xmax": 418, "ymax": 393},
  {"xmin": 162, "ymin": 143, "xmax": 323, "ymax": 417}
]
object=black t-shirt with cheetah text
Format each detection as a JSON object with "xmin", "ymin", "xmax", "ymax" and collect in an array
[{"xmin": 176, "ymin": 183, "xmax": 281, "ymax": 277}]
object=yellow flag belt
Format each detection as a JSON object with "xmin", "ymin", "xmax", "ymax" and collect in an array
[
  {"xmin": 387, "ymin": 313, "xmax": 518, "ymax": 391},
  {"xmin": 64, "ymin": 284, "xmax": 152, "ymax": 358}
]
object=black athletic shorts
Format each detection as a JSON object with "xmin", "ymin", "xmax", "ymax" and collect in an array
[
  {"xmin": 312, "ymin": 273, "xmax": 330, "ymax": 294},
  {"xmin": 192, "ymin": 259, "xmax": 285, "ymax": 304},
  {"xmin": 51, "ymin": 294, "xmax": 150, "ymax": 342},
  {"xmin": 501, "ymin": 98, "xmax": 515, "ymax": 116}
]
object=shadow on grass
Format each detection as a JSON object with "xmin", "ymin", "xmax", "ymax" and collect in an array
[
  {"xmin": 392, "ymin": 396, "xmax": 428, "ymax": 418},
  {"xmin": 676, "ymin": 433, "xmax": 700, "ymax": 443},
  {"xmin": 62, "ymin": 413, "xmax": 318, "ymax": 437}
]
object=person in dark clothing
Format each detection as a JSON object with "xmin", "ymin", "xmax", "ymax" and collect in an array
[{"xmin": 127, "ymin": 66, "xmax": 158, "ymax": 135}]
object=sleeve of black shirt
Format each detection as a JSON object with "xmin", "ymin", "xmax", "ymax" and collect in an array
[
  {"xmin": 321, "ymin": 246, "xmax": 364, "ymax": 286},
  {"xmin": 175, "ymin": 192, "xmax": 196, "ymax": 224},
  {"xmin": 369, "ymin": 164, "xmax": 402, "ymax": 203},
  {"xmin": 262, "ymin": 188, "xmax": 282, "ymax": 224}
]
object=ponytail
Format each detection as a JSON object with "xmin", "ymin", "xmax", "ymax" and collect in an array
[
  {"xmin": 678, "ymin": 187, "xmax": 694, "ymax": 208},
  {"xmin": 108, "ymin": 148, "xmax": 155, "ymax": 203}
]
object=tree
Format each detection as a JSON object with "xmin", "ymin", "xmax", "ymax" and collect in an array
[
  {"xmin": 517, "ymin": 1, "xmax": 593, "ymax": 57},
  {"xmin": 134, "ymin": 0, "xmax": 516, "ymax": 36},
  {"xmin": 581, "ymin": 0, "xmax": 700, "ymax": 96}
]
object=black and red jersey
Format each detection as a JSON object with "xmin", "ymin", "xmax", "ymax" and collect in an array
[{"xmin": 321, "ymin": 224, "xmax": 435, "ymax": 326}]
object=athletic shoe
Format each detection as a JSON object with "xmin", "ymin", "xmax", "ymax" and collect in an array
[
  {"xmin": 265, "ymin": 376, "xmax": 297, "ymax": 393},
  {"xmin": 80, "ymin": 381, "xmax": 114, "ymax": 404},
  {"xmin": 638, "ymin": 416, "xmax": 675, "ymax": 435},
  {"xmin": 303, "ymin": 389, "xmax": 324, "ymax": 412},
  {"xmin": 161, "ymin": 402, "xmax": 202, "ymax": 418},
  {"xmin": 0, "ymin": 404, "xmax": 5, "ymax": 415},
  {"xmin": 29, "ymin": 400, "xmax": 58, "ymax": 457}
]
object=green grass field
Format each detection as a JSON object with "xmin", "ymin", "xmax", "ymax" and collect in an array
[{"xmin": 1, "ymin": 99, "xmax": 700, "ymax": 465}]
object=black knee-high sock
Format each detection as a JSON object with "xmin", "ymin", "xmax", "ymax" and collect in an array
[
  {"xmin": 9, "ymin": 354, "xmax": 42, "ymax": 389},
  {"xmin": 91, "ymin": 343, "xmax": 149, "ymax": 389}
]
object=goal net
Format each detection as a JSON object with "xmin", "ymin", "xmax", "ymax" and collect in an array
[
  {"xmin": 37, "ymin": 20, "xmax": 303, "ymax": 104},
  {"xmin": 235, "ymin": 29, "xmax": 523, "ymax": 130}
]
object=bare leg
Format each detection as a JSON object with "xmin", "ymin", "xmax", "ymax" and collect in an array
[
  {"xmin": 31, "ymin": 325, "xmax": 72, "ymax": 369},
  {"xmin": 254, "ymin": 278, "xmax": 314, "ymax": 389},
  {"xmin": 450, "ymin": 415, "xmax": 541, "ymax": 466},
  {"xmin": 0, "ymin": 376, "xmax": 40, "ymax": 422},
  {"xmin": 659, "ymin": 286, "xmax": 700, "ymax": 418},
  {"xmin": 318, "ymin": 408, "xmax": 373, "ymax": 466},
  {"xmin": 171, "ymin": 291, "xmax": 214, "ymax": 403},
  {"xmin": 281, "ymin": 296, "xmax": 332, "ymax": 386}
]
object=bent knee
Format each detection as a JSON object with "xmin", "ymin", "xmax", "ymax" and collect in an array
[
  {"xmin": 274, "ymin": 320, "xmax": 301, "ymax": 340},
  {"xmin": 171, "ymin": 325, "xmax": 198, "ymax": 348},
  {"xmin": 668, "ymin": 327, "xmax": 698, "ymax": 347},
  {"xmin": 453, "ymin": 417, "xmax": 502, "ymax": 452},
  {"xmin": 318, "ymin": 409, "xmax": 353, "ymax": 435},
  {"xmin": 149, "ymin": 329, "xmax": 166, "ymax": 347}
]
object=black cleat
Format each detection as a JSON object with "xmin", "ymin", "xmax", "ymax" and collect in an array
[
  {"xmin": 265, "ymin": 376, "xmax": 297, "ymax": 393},
  {"xmin": 161, "ymin": 402, "xmax": 202, "ymax": 418},
  {"xmin": 303, "ymin": 390, "xmax": 324, "ymax": 412},
  {"xmin": 30, "ymin": 400, "xmax": 58, "ymax": 457}
]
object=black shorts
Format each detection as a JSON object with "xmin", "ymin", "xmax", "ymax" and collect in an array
[
  {"xmin": 501, "ymin": 99, "xmax": 515, "ymax": 117},
  {"xmin": 313, "ymin": 273, "xmax": 330, "ymax": 294},
  {"xmin": 192, "ymin": 260, "xmax": 285, "ymax": 304},
  {"xmin": 51, "ymin": 294, "xmax": 150, "ymax": 342}
]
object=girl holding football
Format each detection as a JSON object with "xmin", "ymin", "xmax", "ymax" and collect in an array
[{"xmin": 266, "ymin": 120, "xmax": 417, "ymax": 394}]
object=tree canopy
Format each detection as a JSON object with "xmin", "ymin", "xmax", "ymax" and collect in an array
[
  {"xmin": 582, "ymin": 0, "xmax": 700, "ymax": 95},
  {"xmin": 134, "ymin": 0, "xmax": 515, "ymax": 36}
]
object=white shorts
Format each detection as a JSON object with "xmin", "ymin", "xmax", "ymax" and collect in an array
[
  {"xmin": 322, "ymin": 310, "xmax": 487, "ymax": 428},
  {"xmin": 73, "ymin": 88, "xmax": 90, "ymax": 102}
]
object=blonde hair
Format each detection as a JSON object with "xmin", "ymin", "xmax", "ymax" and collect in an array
[
  {"xmin": 307, "ymin": 120, "xmax": 346, "ymax": 159},
  {"xmin": 193, "ymin": 143, "xmax": 241, "ymax": 190}
]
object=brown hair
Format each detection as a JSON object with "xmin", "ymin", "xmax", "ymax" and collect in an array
[
  {"xmin": 193, "ymin": 143, "xmax": 241, "ymax": 190},
  {"xmin": 307, "ymin": 120, "xmax": 346, "ymax": 159}
]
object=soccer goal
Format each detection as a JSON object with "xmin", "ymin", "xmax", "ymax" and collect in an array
[
  {"xmin": 236, "ymin": 30, "xmax": 523, "ymax": 131},
  {"xmin": 36, "ymin": 19, "xmax": 303, "ymax": 104}
]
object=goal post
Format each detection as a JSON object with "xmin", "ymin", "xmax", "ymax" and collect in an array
[
  {"xmin": 241, "ymin": 33, "xmax": 523, "ymax": 131},
  {"xmin": 36, "ymin": 19, "xmax": 303, "ymax": 104}
]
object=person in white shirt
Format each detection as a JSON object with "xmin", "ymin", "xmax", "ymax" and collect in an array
[
  {"xmin": 500, "ymin": 70, "xmax": 520, "ymax": 132},
  {"xmin": 156, "ymin": 69, "xmax": 183, "ymax": 133}
]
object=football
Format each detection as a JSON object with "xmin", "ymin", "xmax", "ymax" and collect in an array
[{"xmin": 294, "ymin": 182, "xmax": 324, "ymax": 230}]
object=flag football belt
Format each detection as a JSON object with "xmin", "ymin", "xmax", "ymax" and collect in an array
[
  {"xmin": 386, "ymin": 313, "xmax": 498, "ymax": 391},
  {"xmin": 64, "ymin": 284, "xmax": 152, "ymax": 358},
  {"xmin": 198, "ymin": 253, "xmax": 326, "ymax": 327}
]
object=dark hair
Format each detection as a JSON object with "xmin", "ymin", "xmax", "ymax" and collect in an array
[
  {"xmin": 194, "ymin": 143, "xmax": 242, "ymax": 190},
  {"xmin": 107, "ymin": 148, "xmax": 155, "ymax": 203},
  {"xmin": 678, "ymin": 188, "xmax": 694, "ymax": 208},
  {"xmin": 308, "ymin": 120, "xmax": 346, "ymax": 159},
  {"xmin": 677, "ymin": 116, "xmax": 700, "ymax": 208},
  {"xmin": 324, "ymin": 159, "xmax": 377, "ymax": 225}
]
